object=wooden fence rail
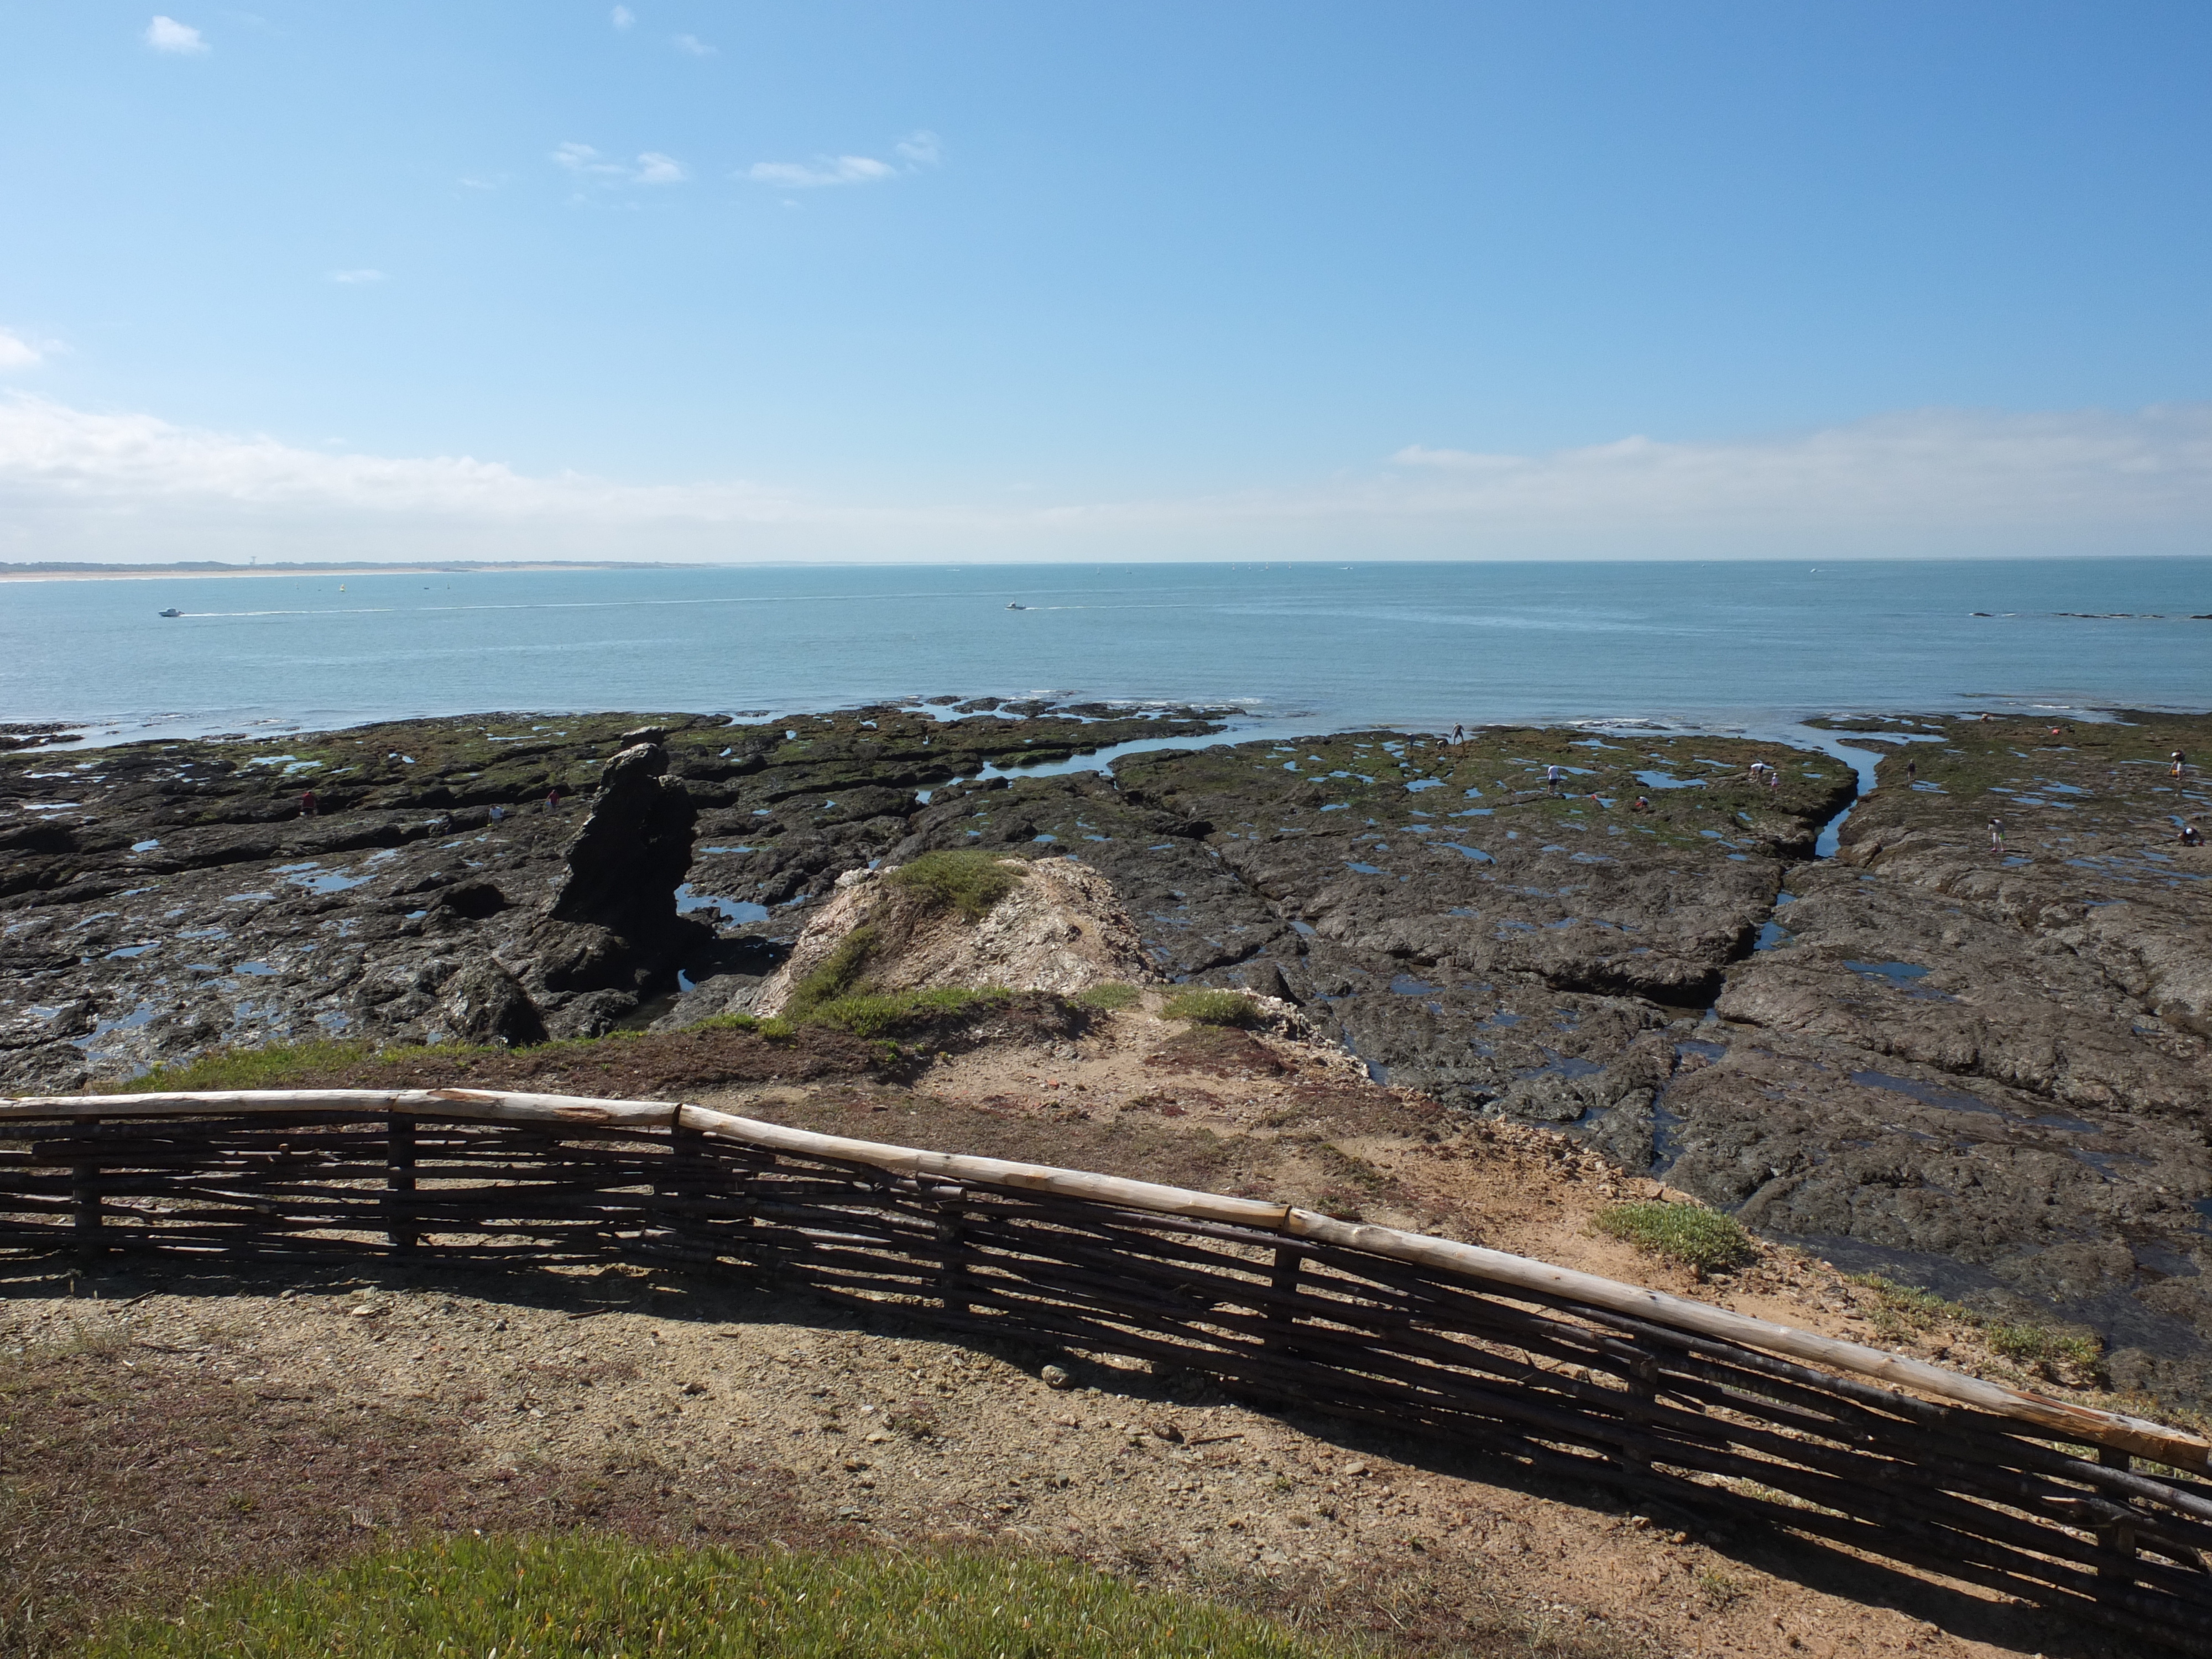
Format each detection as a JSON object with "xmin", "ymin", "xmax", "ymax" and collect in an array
[{"xmin": 4, "ymin": 1086, "xmax": 2210, "ymax": 1653}]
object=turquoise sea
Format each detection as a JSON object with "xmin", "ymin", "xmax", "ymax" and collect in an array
[{"xmin": 4, "ymin": 558, "xmax": 2208, "ymax": 744}]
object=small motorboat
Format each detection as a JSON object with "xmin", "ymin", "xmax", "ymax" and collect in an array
[
  {"xmin": 158, "ymin": 607, "xmax": 182, "ymax": 618},
  {"xmin": 1006, "ymin": 602, "xmax": 1026, "ymax": 611}
]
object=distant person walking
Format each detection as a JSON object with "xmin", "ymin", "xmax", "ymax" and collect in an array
[
  {"xmin": 2173, "ymin": 749, "xmax": 2188, "ymax": 779},
  {"xmin": 546, "ymin": 787, "xmax": 564, "ymax": 812},
  {"xmin": 1451, "ymin": 723, "xmax": 1465, "ymax": 748},
  {"xmin": 1545, "ymin": 764, "xmax": 1563, "ymax": 796},
  {"xmin": 1989, "ymin": 817, "xmax": 2005, "ymax": 854},
  {"xmin": 299, "ymin": 788, "xmax": 317, "ymax": 817},
  {"xmin": 1905, "ymin": 759, "xmax": 1917, "ymax": 782}
]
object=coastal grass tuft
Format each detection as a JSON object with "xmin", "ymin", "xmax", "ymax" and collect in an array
[
  {"xmin": 1594, "ymin": 1201, "xmax": 1756, "ymax": 1276},
  {"xmin": 782, "ymin": 924, "xmax": 881, "ymax": 1018},
  {"xmin": 102, "ymin": 1038, "xmax": 383, "ymax": 1093},
  {"xmin": 1159, "ymin": 988, "xmax": 1267, "ymax": 1027},
  {"xmin": 79, "ymin": 1535, "xmax": 1358, "ymax": 1659},
  {"xmin": 1076, "ymin": 980, "xmax": 1144, "ymax": 1010},
  {"xmin": 1846, "ymin": 1274, "xmax": 2102, "ymax": 1376},
  {"xmin": 1987, "ymin": 1321, "xmax": 2102, "ymax": 1375},
  {"xmin": 797, "ymin": 986, "xmax": 1010, "ymax": 1040},
  {"xmin": 1847, "ymin": 1273, "xmax": 1976, "ymax": 1345},
  {"xmin": 886, "ymin": 849, "xmax": 1026, "ymax": 922}
]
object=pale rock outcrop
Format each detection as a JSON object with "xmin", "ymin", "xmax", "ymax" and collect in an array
[{"xmin": 755, "ymin": 856, "xmax": 1151, "ymax": 1015}]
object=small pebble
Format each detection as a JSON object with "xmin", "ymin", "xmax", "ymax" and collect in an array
[{"xmin": 1040, "ymin": 1364, "xmax": 1071, "ymax": 1389}]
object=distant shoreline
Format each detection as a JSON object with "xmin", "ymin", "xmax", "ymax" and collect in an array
[{"xmin": 0, "ymin": 561, "xmax": 683, "ymax": 583}]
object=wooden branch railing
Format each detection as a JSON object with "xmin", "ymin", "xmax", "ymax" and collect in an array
[{"xmin": 4, "ymin": 1086, "xmax": 2210, "ymax": 1652}]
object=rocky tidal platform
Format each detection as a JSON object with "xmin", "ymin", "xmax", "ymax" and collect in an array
[{"xmin": 3, "ymin": 700, "xmax": 2209, "ymax": 1407}]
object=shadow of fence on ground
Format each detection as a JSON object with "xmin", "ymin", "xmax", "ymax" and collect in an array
[{"xmin": 5, "ymin": 1086, "xmax": 2210, "ymax": 1655}]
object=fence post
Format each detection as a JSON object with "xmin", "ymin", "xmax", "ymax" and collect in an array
[
  {"xmin": 2094, "ymin": 1447, "xmax": 2138, "ymax": 1602},
  {"xmin": 1614, "ymin": 1354, "xmax": 1660, "ymax": 1476},
  {"xmin": 385, "ymin": 1113, "xmax": 417, "ymax": 1255},
  {"xmin": 1265, "ymin": 1245, "xmax": 1303, "ymax": 1352},
  {"xmin": 71, "ymin": 1122, "xmax": 103, "ymax": 1265},
  {"xmin": 935, "ymin": 1191, "xmax": 969, "ymax": 1316},
  {"xmin": 665, "ymin": 1117, "xmax": 703, "ymax": 1253}
]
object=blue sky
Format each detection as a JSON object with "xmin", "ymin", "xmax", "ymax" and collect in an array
[{"xmin": 2, "ymin": 2, "xmax": 2209, "ymax": 562}]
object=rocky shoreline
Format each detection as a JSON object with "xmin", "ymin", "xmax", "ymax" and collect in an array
[{"xmin": 3, "ymin": 698, "xmax": 2208, "ymax": 1407}]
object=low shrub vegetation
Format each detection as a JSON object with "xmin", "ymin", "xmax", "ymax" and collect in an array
[
  {"xmin": 798, "ymin": 986, "xmax": 1009, "ymax": 1040},
  {"xmin": 1987, "ymin": 1321, "xmax": 2102, "ymax": 1374},
  {"xmin": 1846, "ymin": 1274, "xmax": 2102, "ymax": 1376},
  {"xmin": 1159, "ymin": 988, "xmax": 1266, "ymax": 1027},
  {"xmin": 1075, "ymin": 980, "xmax": 1143, "ymax": 1010},
  {"xmin": 82, "ymin": 1535, "xmax": 1357, "ymax": 1659},
  {"xmin": 1593, "ymin": 1201, "xmax": 1756, "ymax": 1276},
  {"xmin": 886, "ymin": 849, "xmax": 1026, "ymax": 922},
  {"xmin": 782, "ymin": 924, "xmax": 881, "ymax": 1018}
]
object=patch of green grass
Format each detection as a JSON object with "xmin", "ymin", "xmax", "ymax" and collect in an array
[
  {"xmin": 81, "ymin": 1535, "xmax": 1358, "ymax": 1659},
  {"xmin": 692, "ymin": 1011, "xmax": 792, "ymax": 1037},
  {"xmin": 1987, "ymin": 1321, "xmax": 2102, "ymax": 1375},
  {"xmin": 102, "ymin": 1039, "xmax": 383, "ymax": 1093},
  {"xmin": 1593, "ymin": 1201, "xmax": 1756, "ymax": 1276},
  {"xmin": 1159, "ymin": 988, "xmax": 1266, "ymax": 1027},
  {"xmin": 886, "ymin": 849, "xmax": 1027, "ymax": 922},
  {"xmin": 799, "ymin": 987, "xmax": 1009, "ymax": 1040},
  {"xmin": 1847, "ymin": 1273, "xmax": 1976, "ymax": 1345},
  {"xmin": 1075, "ymin": 981, "xmax": 1143, "ymax": 1010},
  {"xmin": 782, "ymin": 924, "xmax": 881, "ymax": 1018}
]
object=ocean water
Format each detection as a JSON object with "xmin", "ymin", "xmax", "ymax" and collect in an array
[{"xmin": 3, "ymin": 557, "xmax": 2207, "ymax": 744}]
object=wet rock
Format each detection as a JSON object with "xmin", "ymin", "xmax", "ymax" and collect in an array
[
  {"xmin": 548, "ymin": 742, "xmax": 700, "ymax": 949},
  {"xmin": 437, "ymin": 959, "xmax": 547, "ymax": 1047}
]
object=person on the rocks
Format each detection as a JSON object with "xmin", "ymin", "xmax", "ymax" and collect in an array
[
  {"xmin": 2173, "ymin": 749, "xmax": 2188, "ymax": 779},
  {"xmin": 1905, "ymin": 759, "xmax": 1917, "ymax": 782},
  {"xmin": 1989, "ymin": 817, "xmax": 2005, "ymax": 854},
  {"xmin": 1451, "ymin": 723, "xmax": 1465, "ymax": 747},
  {"xmin": 2183, "ymin": 820, "xmax": 2205, "ymax": 848},
  {"xmin": 546, "ymin": 786, "xmax": 564, "ymax": 812},
  {"xmin": 1632, "ymin": 795, "xmax": 1651, "ymax": 813},
  {"xmin": 1545, "ymin": 764, "xmax": 1563, "ymax": 795},
  {"xmin": 299, "ymin": 787, "xmax": 317, "ymax": 817}
]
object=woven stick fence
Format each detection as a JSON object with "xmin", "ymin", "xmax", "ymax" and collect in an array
[{"xmin": 6, "ymin": 1088, "xmax": 2211, "ymax": 1652}]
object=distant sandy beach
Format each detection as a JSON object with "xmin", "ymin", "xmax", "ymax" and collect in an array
[{"xmin": 0, "ymin": 563, "xmax": 657, "ymax": 583}]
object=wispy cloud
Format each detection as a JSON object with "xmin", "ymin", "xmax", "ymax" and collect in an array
[
  {"xmin": 672, "ymin": 33, "xmax": 714, "ymax": 56},
  {"xmin": 0, "ymin": 330, "xmax": 48, "ymax": 371},
  {"xmin": 894, "ymin": 129, "xmax": 943, "ymax": 167},
  {"xmin": 611, "ymin": 5, "xmax": 634, "ymax": 28},
  {"xmin": 744, "ymin": 155, "xmax": 895, "ymax": 189},
  {"xmin": 743, "ymin": 130, "xmax": 941, "ymax": 190},
  {"xmin": 144, "ymin": 15, "xmax": 208, "ymax": 55},
  {"xmin": 325, "ymin": 269, "xmax": 386, "ymax": 285},
  {"xmin": 2, "ymin": 395, "xmax": 2207, "ymax": 564},
  {"xmin": 554, "ymin": 142, "xmax": 687, "ymax": 187}
]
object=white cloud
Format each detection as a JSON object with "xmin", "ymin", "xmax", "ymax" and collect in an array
[
  {"xmin": 672, "ymin": 33, "xmax": 714, "ymax": 56},
  {"xmin": 0, "ymin": 329, "xmax": 46, "ymax": 371},
  {"xmin": 1, "ymin": 395, "xmax": 2208, "ymax": 565},
  {"xmin": 554, "ymin": 143, "xmax": 685, "ymax": 187},
  {"xmin": 325, "ymin": 269, "xmax": 386, "ymax": 285},
  {"xmin": 744, "ymin": 154, "xmax": 898, "ymax": 189},
  {"xmin": 611, "ymin": 5, "xmax": 635, "ymax": 28},
  {"xmin": 894, "ymin": 129, "xmax": 943, "ymax": 168},
  {"xmin": 144, "ymin": 15, "xmax": 208, "ymax": 54},
  {"xmin": 744, "ymin": 131, "xmax": 941, "ymax": 189}
]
